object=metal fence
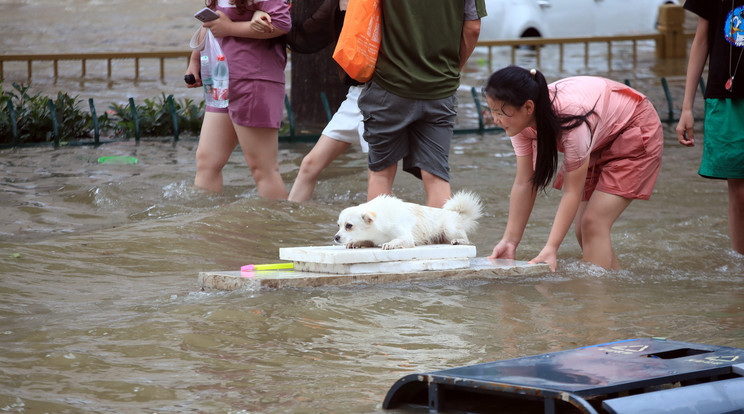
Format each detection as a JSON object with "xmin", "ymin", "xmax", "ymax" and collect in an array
[
  {"xmin": 0, "ymin": 51, "xmax": 191, "ymax": 81},
  {"xmin": 0, "ymin": 29, "xmax": 695, "ymax": 82},
  {"xmin": 0, "ymin": 30, "xmax": 699, "ymax": 147}
]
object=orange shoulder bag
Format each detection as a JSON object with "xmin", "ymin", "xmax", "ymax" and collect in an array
[{"xmin": 332, "ymin": 0, "xmax": 381, "ymax": 83}]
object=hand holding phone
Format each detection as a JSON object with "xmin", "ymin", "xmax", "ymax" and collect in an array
[{"xmin": 194, "ymin": 7, "xmax": 219, "ymax": 23}]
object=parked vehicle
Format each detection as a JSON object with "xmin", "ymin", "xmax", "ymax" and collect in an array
[{"xmin": 479, "ymin": 0, "xmax": 679, "ymax": 41}]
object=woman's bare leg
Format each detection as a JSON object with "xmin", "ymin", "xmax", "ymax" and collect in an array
[
  {"xmin": 576, "ymin": 191, "xmax": 632, "ymax": 269},
  {"xmin": 288, "ymin": 136, "xmax": 351, "ymax": 202},
  {"xmin": 194, "ymin": 112, "xmax": 238, "ymax": 193},
  {"xmin": 728, "ymin": 178, "xmax": 744, "ymax": 254},
  {"xmin": 234, "ymin": 124, "xmax": 287, "ymax": 200}
]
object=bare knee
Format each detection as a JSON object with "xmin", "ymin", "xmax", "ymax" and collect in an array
[
  {"xmin": 248, "ymin": 162, "xmax": 275, "ymax": 182},
  {"xmin": 195, "ymin": 145, "xmax": 225, "ymax": 173},
  {"xmin": 421, "ymin": 170, "xmax": 451, "ymax": 208},
  {"xmin": 244, "ymin": 153, "xmax": 278, "ymax": 180},
  {"xmin": 730, "ymin": 179, "xmax": 744, "ymax": 212},
  {"xmin": 298, "ymin": 154, "xmax": 323, "ymax": 179},
  {"xmin": 195, "ymin": 145, "xmax": 209, "ymax": 165},
  {"xmin": 579, "ymin": 209, "xmax": 609, "ymax": 243},
  {"xmin": 367, "ymin": 165, "xmax": 397, "ymax": 200}
]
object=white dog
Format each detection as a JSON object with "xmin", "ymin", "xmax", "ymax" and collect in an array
[{"xmin": 334, "ymin": 191, "xmax": 483, "ymax": 250}]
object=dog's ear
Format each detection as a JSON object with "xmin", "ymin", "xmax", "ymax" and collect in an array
[{"xmin": 362, "ymin": 211, "xmax": 376, "ymax": 224}]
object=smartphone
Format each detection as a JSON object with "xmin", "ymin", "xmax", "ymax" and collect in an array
[{"xmin": 194, "ymin": 7, "xmax": 219, "ymax": 23}]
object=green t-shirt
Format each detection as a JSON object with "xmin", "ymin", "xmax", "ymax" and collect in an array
[{"xmin": 373, "ymin": 0, "xmax": 484, "ymax": 100}]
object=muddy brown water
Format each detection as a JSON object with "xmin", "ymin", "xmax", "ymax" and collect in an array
[{"xmin": 1, "ymin": 1, "xmax": 742, "ymax": 413}]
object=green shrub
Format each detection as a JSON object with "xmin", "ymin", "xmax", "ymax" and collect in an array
[
  {"xmin": 175, "ymin": 97, "xmax": 205, "ymax": 134},
  {"xmin": 1, "ymin": 84, "xmax": 204, "ymax": 145},
  {"xmin": 0, "ymin": 83, "xmax": 115, "ymax": 144},
  {"xmin": 108, "ymin": 93, "xmax": 204, "ymax": 139}
]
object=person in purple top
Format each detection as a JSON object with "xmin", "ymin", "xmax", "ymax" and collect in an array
[{"xmin": 185, "ymin": 0, "xmax": 291, "ymax": 199}]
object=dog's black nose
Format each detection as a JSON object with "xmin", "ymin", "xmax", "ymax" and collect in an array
[{"xmin": 334, "ymin": 235, "xmax": 341, "ymax": 243}]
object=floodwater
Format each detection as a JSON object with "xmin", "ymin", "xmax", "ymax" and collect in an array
[{"xmin": 1, "ymin": 1, "xmax": 743, "ymax": 413}]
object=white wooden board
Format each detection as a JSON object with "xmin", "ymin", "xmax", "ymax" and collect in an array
[{"xmin": 279, "ymin": 244, "xmax": 477, "ymax": 264}]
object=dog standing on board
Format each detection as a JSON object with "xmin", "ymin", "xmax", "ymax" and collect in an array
[{"xmin": 334, "ymin": 191, "xmax": 483, "ymax": 250}]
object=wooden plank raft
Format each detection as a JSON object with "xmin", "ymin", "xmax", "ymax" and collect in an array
[{"xmin": 198, "ymin": 245, "xmax": 549, "ymax": 291}]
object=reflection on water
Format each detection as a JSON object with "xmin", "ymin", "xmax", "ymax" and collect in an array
[
  {"xmin": 2, "ymin": 126, "xmax": 742, "ymax": 412},
  {"xmin": 1, "ymin": 1, "xmax": 743, "ymax": 413}
]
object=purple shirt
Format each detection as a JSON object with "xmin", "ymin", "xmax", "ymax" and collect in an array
[{"xmin": 216, "ymin": 0, "xmax": 291, "ymax": 83}]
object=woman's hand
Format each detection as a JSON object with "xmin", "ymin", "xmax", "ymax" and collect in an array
[
  {"xmin": 529, "ymin": 246, "xmax": 558, "ymax": 272},
  {"xmin": 676, "ymin": 109, "xmax": 695, "ymax": 147},
  {"xmin": 185, "ymin": 53, "xmax": 203, "ymax": 89},
  {"xmin": 203, "ymin": 11, "xmax": 233, "ymax": 38},
  {"xmin": 251, "ymin": 10, "xmax": 275, "ymax": 33},
  {"xmin": 488, "ymin": 240, "xmax": 517, "ymax": 260}
]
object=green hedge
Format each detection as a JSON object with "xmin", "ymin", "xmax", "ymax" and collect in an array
[{"xmin": 0, "ymin": 83, "xmax": 205, "ymax": 145}]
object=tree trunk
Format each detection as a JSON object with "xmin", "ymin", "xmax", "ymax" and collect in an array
[{"xmin": 289, "ymin": 0, "xmax": 348, "ymax": 136}]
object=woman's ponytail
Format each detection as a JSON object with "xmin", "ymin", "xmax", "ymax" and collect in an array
[
  {"xmin": 484, "ymin": 66, "xmax": 595, "ymax": 192},
  {"xmin": 530, "ymin": 69, "xmax": 560, "ymax": 192}
]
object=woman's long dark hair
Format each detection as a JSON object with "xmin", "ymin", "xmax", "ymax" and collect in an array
[
  {"xmin": 206, "ymin": 0, "xmax": 247, "ymax": 14},
  {"xmin": 484, "ymin": 66, "xmax": 596, "ymax": 192}
]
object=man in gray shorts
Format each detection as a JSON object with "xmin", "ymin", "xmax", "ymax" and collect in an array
[{"xmin": 357, "ymin": 0, "xmax": 486, "ymax": 207}]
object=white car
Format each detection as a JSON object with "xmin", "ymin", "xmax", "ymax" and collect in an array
[{"xmin": 479, "ymin": 0, "xmax": 679, "ymax": 41}]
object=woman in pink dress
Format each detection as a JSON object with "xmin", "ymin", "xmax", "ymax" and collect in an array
[
  {"xmin": 484, "ymin": 66, "xmax": 663, "ymax": 272},
  {"xmin": 185, "ymin": 0, "xmax": 291, "ymax": 199}
]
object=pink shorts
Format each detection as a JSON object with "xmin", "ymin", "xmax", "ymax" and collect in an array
[
  {"xmin": 206, "ymin": 79, "xmax": 285, "ymax": 129},
  {"xmin": 555, "ymin": 99, "xmax": 663, "ymax": 201}
]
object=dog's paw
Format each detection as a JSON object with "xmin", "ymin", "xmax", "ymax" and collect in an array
[
  {"xmin": 382, "ymin": 239, "xmax": 413, "ymax": 250},
  {"xmin": 381, "ymin": 242, "xmax": 400, "ymax": 250},
  {"xmin": 346, "ymin": 240, "xmax": 375, "ymax": 249}
]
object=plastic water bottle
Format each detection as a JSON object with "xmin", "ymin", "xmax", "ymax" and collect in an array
[
  {"xmin": 200, "ymin": 54, "xmax": 216, "ymax": 107},
  {"xmin": 211, "ymin": 54, "xmax": 229, "ymax": 108}
]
